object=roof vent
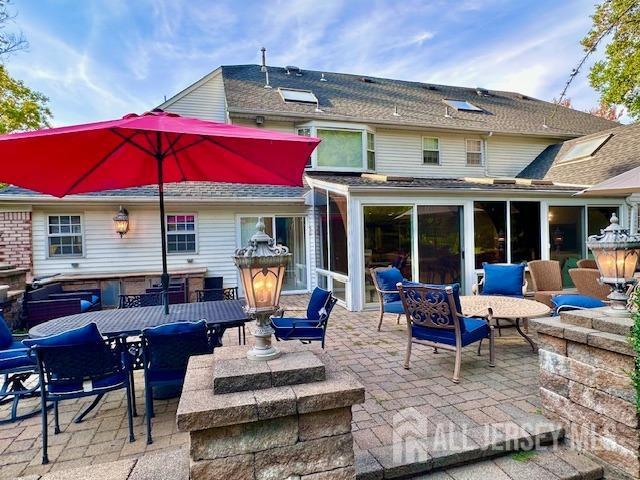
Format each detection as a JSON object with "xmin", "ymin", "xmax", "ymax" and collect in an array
[
  {"xmin": 519, "ymin": 94, "xmax": 530, "ymax": 100},
  {"xmin": 320, "ymin": 73, "xmax": 327, "ymax": 82},
  {"xmin": 475, "ymin": 87, "xmax": 490, "ymax": 97},
  {"xmin": 285, "ymin": 66, "xmax": 302, "ymax": 76},
  {"xmin": 423, "ymin": 85, "xmax": 439, "ymax": 91},
  {"xmin": 360, "ymin": 77, "xmax": 375, "ymax": 83}
]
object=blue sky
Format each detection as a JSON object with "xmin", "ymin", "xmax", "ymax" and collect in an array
[{"xmin": 4, "ymin": 0, "xmax": 610, "ymax": 126}]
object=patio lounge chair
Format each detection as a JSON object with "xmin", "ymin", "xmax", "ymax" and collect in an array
[
  {"xmin": 140, "ymin": 320, "xmax": 214, "ymax": 444},
  {"xmin": 271, "ymin": 287, "xmax": 337, "ymax": 349},
  {"xmin": 0, "ymin": 312, "xmax": 42, "ymax": 423},
  {"xmin": 370, "ymin": 266, "xmax": 406, "ymax": 331},
  {"xmin": 25, "ymin": 323, "xmax": 135, "ymax": 464},
  {"xmin": 528, "ymin": 260, "xmax": 565, "ymax": 308},
  {"xmin": 24, "ymin": 283, "xmax": 101, "ymax": 328},
  {"xmin": 576, "ymin": 258, "xmax": 598, "ymax": 269},
  {"xmin": 398, "ymin": 283, "xmax": 494, "ymax": 383},
  {"xmin": 569, "ymin": 268, "xmax": 610, "ymax": 301}
]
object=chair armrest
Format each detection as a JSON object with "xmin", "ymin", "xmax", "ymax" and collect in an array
[
  {"xmin": 471, "ymin": 283, "xmax": 479, "ymax": 295},
  {"xmin": 377, "ymin": 289, "xmax": 399, "ymax": 295},
  {"xmin": 522, "ymin": 279, "xmax": 528, "ymax": 296}
]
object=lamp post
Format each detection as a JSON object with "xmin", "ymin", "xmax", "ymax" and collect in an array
[
  {"xmin": 587, "ymin": 213, "xmax": 640, "ymax": 316},
  {"xmin": 234, "ymin": 217, "xmax": 289, "ymax": 361}
]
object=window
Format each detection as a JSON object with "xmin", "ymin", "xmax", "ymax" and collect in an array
[
  {"xmin": 548, "ymin": 206, "xmax": 585, "ymax": 287},
  {"xmin": 166, "ymin": 214, "xmax": 196, "ymax": 253},
  {"xmin": 510, "ymin": 202, "xmax": 540, "ymax": 263},
  {"xmin": 562, "ymin": 134, "xmax": 612, "ymax": 162},
  {"xmin": 474, "ymin": 202, "xmax": 507, "ymax": 268},
  {"xmin": 278, "ymin": 88, "xmax": 318, "ymax": 104},
  {"xmin": 588, "ymin": 206, "xmax": 615, "ymax": 237},
  {"xmin": 313, "ymin": 188, "xmax": 348, "ymax": 276},
  {"xmin": 316, "ymin": 129, "xmax": 363, "ymax": 169},
  {"xmin": 466, "ymin": 139, "xmax": 483, "ymax": 165},
  {"xmin": 443, "ymin": 99, "xmax": 483, "ymax": 112},
  {"xmin": 48, "ymin": 215, "xmax": 83, "ymax": 257},
  {"xmin": 367, "ymin": 132, "xmax": 375, "ymax": 170},
  {"xmin": 297, "ymin": 128, "xmax": 312, "ymax": 168},
  {"xmin": 423, "ymin": 137, "xmax": 440, "ymax": 165}
]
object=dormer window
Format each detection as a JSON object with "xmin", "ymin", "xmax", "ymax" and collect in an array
[
  {"xmin": 561, "ymin": 133, "xmax": 612, "ymax": 162},
  {"xmin": 443, "ymin": 99, "xmax": 483, "ymax": 112},
  {"xmin": 278, "ymin": 88, "xmax": 318, "ymax": 104}
]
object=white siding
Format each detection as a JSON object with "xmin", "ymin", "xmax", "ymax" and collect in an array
[
  {"xmin": 486, "ymin": 135, "xmax": 555, "ymax": 177},
  {"xmin": 374, "ymin": 129, "xmax": 486, "ymax": 178},
  {"xmin": 163, "ymin": 72, "xmax": 227, "ymax": 122},
  {"xmin": 32, "ymin": 204, "xmax": 308, "ymax": 288},
  {"xmin": 230, "ymin": 117, "xmax": 295, "ymax": 133}
]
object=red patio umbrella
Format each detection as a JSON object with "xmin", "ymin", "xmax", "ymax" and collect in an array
[{"xmin": 0, "ymin": 109, "xmax": 320, "ymax": 313}]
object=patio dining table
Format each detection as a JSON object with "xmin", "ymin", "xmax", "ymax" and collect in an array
[
  {"xmin": 459, "ymin": 295, "xmax": 550, "ymax": 352},
  {"xmin": 28, "ymin": 299, "xmax": 250, "ymax": 339}
]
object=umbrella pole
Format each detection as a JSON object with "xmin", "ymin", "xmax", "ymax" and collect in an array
[{"xmin": 157, "ymin": 154, "xmax": 170, "ymax": 315}]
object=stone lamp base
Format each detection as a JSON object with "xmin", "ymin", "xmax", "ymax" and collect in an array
[{"xmin": 246, "ymin": 312, "xmax": 281, "ymax": 361}]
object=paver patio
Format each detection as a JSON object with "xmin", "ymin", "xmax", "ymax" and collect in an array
[{"xmin": 0, "ymin": 295, "xmax": 547, "ymax": 479}]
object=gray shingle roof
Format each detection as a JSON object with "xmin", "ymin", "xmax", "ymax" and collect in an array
[
  {"xmin": 517, "ymin": 123, "xmax": 640, "ymax": 185},
  {"xmin": 221, "ymin": 65, "xmax": 617, "ymax": 138},
  {"xmin": 307, "ymin": 173, "xmax": 581, "ymax": 193},
  {"xmin": 0, "ymin": 182, "xmax": 304, "ymax": 200}
]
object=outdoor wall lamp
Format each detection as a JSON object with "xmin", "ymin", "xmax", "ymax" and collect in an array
[
  {"xmin": 587, "ymin": 213, "xmax": 640, "ymax": 316},
  {"xmin": 113, "ymin": 206, "xmax": 129, "ymax": 237},
  {"xmin": 234, "ymin": 217, "xmax": 289, "ymax": 361}
]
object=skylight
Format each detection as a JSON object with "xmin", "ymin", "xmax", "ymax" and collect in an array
[
  {"xmin": 561, "ymin": 133, "xmax": 612, "ymax": 162},
  {"xmin": 278, "ymin": 88, "xmax": 318, "ymax": 104},
  {"xmin": 443, "ymin": 99, "xmax": 483, "ymax": 112}
]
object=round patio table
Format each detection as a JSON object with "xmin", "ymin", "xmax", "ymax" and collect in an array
[
  {"xmin": 459, "ymin": 295, "xmax": 550, "ymax": 351},
  {"xmin": 28, "ymin": 300, "xmax": 249, "ymax": 338}
]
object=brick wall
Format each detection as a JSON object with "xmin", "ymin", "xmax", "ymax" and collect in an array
[{"xmin": 0, "ymin": 211, "xmax": 32, "ymax": 270}]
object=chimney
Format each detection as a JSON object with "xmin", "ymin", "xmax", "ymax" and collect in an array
[{"xmin": 261, "ymin": 47, "xmax": 272, "ymax": 89}]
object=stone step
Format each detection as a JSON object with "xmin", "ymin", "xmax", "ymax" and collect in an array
[
  {"xmin": 559, "ymin": 308, "xmax": 633, "ymax": 337},
  {"xmin": 408, "ymin": 445, "xmax": 604, "ymax": 480},
  {"xmin": 356, "ymin": 414, "xmax": 566, "ymax": 479}
]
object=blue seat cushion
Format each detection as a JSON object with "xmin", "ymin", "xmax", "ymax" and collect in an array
[
  {"xmin": 306, "ymin": 288, "xmax": 332, "ymax": 321},
  {"xmin": 412, "ymin": 317, "xmax": 489, "ymax": 347},
  {"xmin": 272, "ymin": 317, "xmax": 323, "ymax": 340},
  {"xmin": 552, "ymin": 294, "xmax": 605, "ymax": 314},
  {"xmin": 376, "ymin": 268, "xmax": 404, "ymax": 303},
  {"xmin": 143, "ymin": 320, "xmax": 207, "ymax": 338},
  {"xmin": 0, "ymin": 341, "xmax": 35, "ymax": 371},
  {"xmin": 482, "ymin": 263, "xmax": 525, "ymax": 297},
  {"xmin": 91, "ymin": 295, "xmax": 99, "ymax": 304},
  {"xmin": 79, "ymin": 300, "xmax": 92, "ymax": 312},
  {"xmin": 383, "ymin": 301, "xmax": 404, "ymax": 314},
  {"xmin": 24, "ymin": 322, "xmax": 103, "ymax": 348},
  {"xmin": 0, "ymin": 313, "xmax": 14, "ymax": 350},
  {"xmin": 48, "ymin": 371, "xmax": 127, "ymax": 395}
]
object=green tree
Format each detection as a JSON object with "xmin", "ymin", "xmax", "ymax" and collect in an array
[
  {"xmin": 582, "ymin": 0, "xmax": 640, "ymax": 118},
  {"xmin": 0, "ymin": 0, "xmax": 51, "ymax": 133}
]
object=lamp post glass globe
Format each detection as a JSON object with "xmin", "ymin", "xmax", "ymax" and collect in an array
[
  {"xmin": 234, "ymin": 217, "xmax": 289, "ymax": 360},
  {"xmin": 586, "ymin": 213, "xmax": 640, "ymax": 316}
]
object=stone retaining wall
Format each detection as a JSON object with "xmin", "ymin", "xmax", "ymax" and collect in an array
[{"xmin": 531, "ymin": 308, "xmax": 639, "ymax": 478}]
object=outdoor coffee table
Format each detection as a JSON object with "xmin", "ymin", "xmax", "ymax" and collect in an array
[{"xmin": 459, "ymin": 295, "xmax": 551, "ymax": 351}]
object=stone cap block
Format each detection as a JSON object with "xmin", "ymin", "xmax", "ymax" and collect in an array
[
  {"xmin": 213, "ymin": 350, "xmax": 326, "ymax": 394},
  {"xmin": 177, "ymin": 347, "xmax": 364, "ymax": 433},
  {"xmin": 560, "ymin": 308, "xmax": 633, "ymax": 336}
]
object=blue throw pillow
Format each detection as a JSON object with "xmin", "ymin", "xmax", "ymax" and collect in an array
[
  {"xmin": 144, "ymin": 320, "xmax": 207, "ymax": 338},
  {"xmin": 0, "ymin": 313, "xmax": 13, "ymax": 350},
  {"xmin": 23, "ymin": 322, "xmax": 103, "ymax": 348},
  {"xmin": 376, "ymin": 268, "xmax": 404, "ymax": 302},
  {"xmin": 79, "ymin": 300, "xmax": 92, "ymax": 312},
  {"xmin": 552, "ymin": 294, "xmax": 605, "ymax": 315},
  {"xmin": 91, "ymin": 295, "xmax": 99, "ymax": 304},
  {"xmin": 307, "ymin": 288, "xmax": 331, "ymax": 320},
  {"xmin": 482, "ymin": 263, "xmax": 525, "ymax": 297}
]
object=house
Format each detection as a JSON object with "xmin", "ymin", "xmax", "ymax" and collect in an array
[{"xmin": 0, "ymin": 62, "xmax": 625, "ymax": 311}]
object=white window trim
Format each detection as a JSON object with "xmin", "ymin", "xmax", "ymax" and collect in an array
[
  {"xmin": 165, "ymin": 213, "xmax": 198, "ymax": 255},
  {"xmin": 298, "ymin": 122, "xmax": 375, "ymax": 172},
  {"xmin": 46, "ymin": 213, "xmax": 85, "ymax": 259},
  {"xmin": 465, "ymin": 138, "xmax": 484, "ymax": 166},
  {"xmin": 422, "ymin": 136, "xmax": 441, "ymax": 165},
  {"xmin": 366, "ymin": 132, "xmax": 376, "ymax": 171}
]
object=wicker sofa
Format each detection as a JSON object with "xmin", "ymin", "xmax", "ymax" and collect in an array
[{"xmin": 24, "ymin": 283, "xmax": 101, "ymax": 328}]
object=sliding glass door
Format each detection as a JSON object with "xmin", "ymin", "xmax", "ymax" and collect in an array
[
  {"xmin": 417, "ymin": 205, "xmax": 464, "ymax": 285},
  {"xmin": 363, "ymin": 206, "xmax": 413, "ymax": 303},
  {"xmin": 548, "ymin": 206, "xmax": 584, "ymax": 287},
  {"xmin": 240, "ymin": 216, "xmax": 307, "ymax": 292}
]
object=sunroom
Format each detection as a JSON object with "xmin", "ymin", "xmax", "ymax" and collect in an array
[{"xmin": 306, "ymin": 174, "xmax": 625, "ymax": 311}]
